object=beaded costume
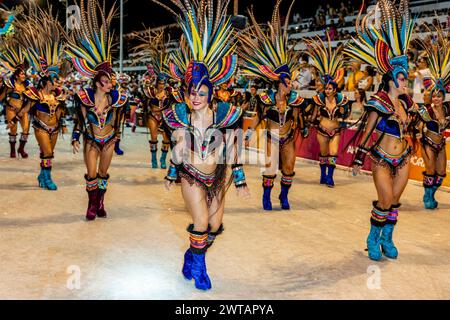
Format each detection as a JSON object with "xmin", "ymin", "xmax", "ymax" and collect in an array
[{"xmin": 344, "ymin": 0, "xmax": 416, "ymax": 261}]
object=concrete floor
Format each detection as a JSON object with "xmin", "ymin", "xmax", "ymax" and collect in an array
[{"xmin": 0, "ymin": 123, "xmax": 449, "ymax": 300}]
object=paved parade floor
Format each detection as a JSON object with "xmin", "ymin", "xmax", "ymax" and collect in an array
[{"xmin": 1, "ymin": 124, "xmax": 449, "ymax": 300}]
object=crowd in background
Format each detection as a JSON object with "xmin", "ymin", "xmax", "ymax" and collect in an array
[{"xmin": 1, "ymin": 0, "xmax": 448, "ymax": 128}]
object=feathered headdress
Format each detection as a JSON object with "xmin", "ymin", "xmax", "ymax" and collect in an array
[
  {"xmin": 151, "ymin": 0, "xmax": 238, "ymax": 102},
  {"xmin": 304, "ymin": 34, "xmax": 345, "ymax": 88},
  {"xmin": 167, "ymin": 35, "xmax": 191, "ymax": 83},
  {"xmin": 133, "ymin": 28, "xmax": 171, "ymax": 84},
  {"xmin": 14, "ymin": 6, "xmax": 64, "ymax": 81},
  {"xmin": 64, "ymin": 0, "xmax": 116, "ymax": 80},
  {"xmin": 0, "ymin": 35, "xmax": 27, "ymax": 73},
  {"xmin": 238, "ymin": 0, "xmax": 300, "ymax": 86},
  {"xmin": 344, "ymin": 0, "xmax": 415, "ymax": 87},
  {"xmin": 418, "ymin": 23, "xmax": 450, "ymax": 94}
]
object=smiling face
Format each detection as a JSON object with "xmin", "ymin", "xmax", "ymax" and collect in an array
[
  {"xmin": 325, "ymin": 83, "xmax": 336, "ymax": 97},
  {"xmin": 189, "ymin": 85, "xmax": 209, "ymax": 111},
  {"xmin": 431, "ymin": 90, "xmax": 444, "ymax": 106}
]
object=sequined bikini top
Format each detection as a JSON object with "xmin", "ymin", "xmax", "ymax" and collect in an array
[
  {"xmin": 163, "ymin": 102, "xmax": 243, "ymax": 160},
  {"xmin": 77, "ymin": 88, "xmax": 128, "ymax": 129}
]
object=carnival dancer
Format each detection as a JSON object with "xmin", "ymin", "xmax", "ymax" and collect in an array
[
  {"xmin": 134, "ymin": 30, "xmax": 183, "ymax": 169},
  {"xmin": 214, "ymin": 81, "xmax": 239, "ymax": 105},
  {"xmin": 10, "ymin": 7, "xmax": 66, "ymax": 190},
  {"xmin": 0, "ymin": 35, "xmax": 31, "ymax": 158},
  {"xmin": 65, "ymin": 0, "xmax": 128, "ymax": 221},
  {"xmin": 153, "ymin": 0, "xmax": 250, "ymax": 290},
  {"xmin": 416, "ymin": 24, "xmax": 450, "ymax": 209},
  {"xmin": 345, "ymin": 0, "xmax": 416, "ymax": 261},
  {"xmin": 239, "ymin": 0, "xmax": 307, "ymax": 211},
  {"xmin": 305, "ymin": 34, "xmax": 350, "ymax": 187}
]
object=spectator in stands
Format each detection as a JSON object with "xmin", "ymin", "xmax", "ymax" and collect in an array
[
  {"xmin": 328, "ymin": 22, "xmax": 337, "ymax": 41},
  {"xmin": 413, "ymin": 55, "xmax": 431, "ymax": 94},
  {"xmin": 315, "ymin": 4, "xmax": 325, "ymax": 18},
  {"xmin": 346, "ymin": 0, "xmax": 355, "ymax": 13},
  {"xmin": 358, "ymin": 65, "xmax": 374, "ymax": 91},
  {"xmin": 337, "ymin": 12, "xmax": 346, "ymax": 28},
  {"xmin": 339, "ymin": 2, "xmax": 348, "ymax": 16},
  {"xmin": 345, "ymin": 61, "xmax": 364, "ymax": 91},
  {"xmin": 296, "ymin": 55, "xmax": 312, "ymax": 90},
  {"xmin": 344, "ymin": 30, "xmax": 351, "ymax": 39},
  {"xmin": 432, "ymin": 18, "xmax": 440, "ymax": 29},
  {"xmin": 326, "ymin": 4, "xmax": 336, "ymax": 19},
  {"xmin": 316, "ymin": 14, "xmax": 326, "ymax": 31},
  {"xmin": 349, "ymin": 88, "xmax": 366, "ymax": 121},
  {"xmin": 407, "ymin": 51, "xmax": 416, "ymax": 93}
]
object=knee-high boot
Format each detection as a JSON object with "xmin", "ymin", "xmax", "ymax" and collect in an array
[
  {"xmin": 40, "ymin": 157, "xmax": 57, "ymax": 190},
  {"xmin": 183, "ymin": 224, "xmax": 211, "ymax": 290},
  {"xmin": 97, "ymin": 174, "xmax": 110, "ymax": 218},
  {"xmin": 366, "ymin": 201, "xmax": 389, "ymax": 261},
  {"xmin": 85, "ymin": 175, "xmax": 99, "ymax": 221},
  {"xmin": 262, "ymin": 175, "xmax": 276, "ymax": 211},
  {"xmin": 114, "ymin": 139, "xmax": 124, "ymax": 155},
  {"xmin": 422, "ymin": 172, "xmax": 436, "ymax": 209},
  {"xmin": 17, "ymin": 133, "xmax": 29, "ymax": 158},
  {"xmin": 149, "ymin": 140, "xmax": 158, "ymax": 168},
  {"xmin": 319, "ymin": 155, "xmax": 328, "ymax": 185},
  {"xmin": 326, "ymin": 155, "xmax": 337, "ymax": 187},
  {"xmin": 160, "ymin": 142, "xmax": 170, "ymax": 169},
  {"xmin": 279, "ymin": 172, "xmax": 295, "ymax": 210},
  {"xmin": 380, "ymin": 203, "xmax": 399, "ymax": 259},
  {"xmin": 9, "ymin": 134, "xmax": 17, "ymax": 158}
]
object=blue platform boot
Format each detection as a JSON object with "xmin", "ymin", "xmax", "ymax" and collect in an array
[
  {"xmin": 40, "ymin": 158, "xmax": 57, "ymax": 190},
  {"xmin": 149, "ymin": 140, "xmax": 158, "ymax": 168},
  {"xmin": 381, "ymin": 204, "xmax": 399, "ymax": 259},
  {"xmin": 279, "ymin": 172, "xmax": 295, "ymax": 210},
  {"xmin": 319, "ymin": 155, "xmax": 328, "ymax": 185},
  {"xmin": 262, "ymin": 175, "xmax": 276, "ymax": 211},
  {"xmin": 431, "ymin": 174, "xmax": 446, "ymax": 209},
  {"xmin": 191, "ymin": 252, "xmax": 211, "ymax": 290},
  {"xmin": 182, "ymin": 248, "xmax": 193, "ymax": 280},
  {"xmin": 186, "ymin": 226, "xmax": 211, "ymax": 290},
  {"xmin": 366, "ymin": 202, "xmax": 389, "ymax": 261},
  {"xmin": 38, "ymin": 167, "xmax": 46, "ymax": 188},
  {"xmin": 43, "ymin": 167, "xmax": 57, "ymax": 191},
  {"xmin": 160, "ymin": 142, "xmax": 170, "ymax": 169},
  {"xmin": 114, "ymin": 139, "xmax": 124, "ymax": 155},
  {"xmin": 423, "ymin": 172, "xmax": 436, "ymax": 209},
  {"xmin": 326, "ymin": 156, "xmax": 337, "ymax": 188},
  {"xmin": 381, "ymin": 225, "xmax": 398, "ymax": 259}
]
